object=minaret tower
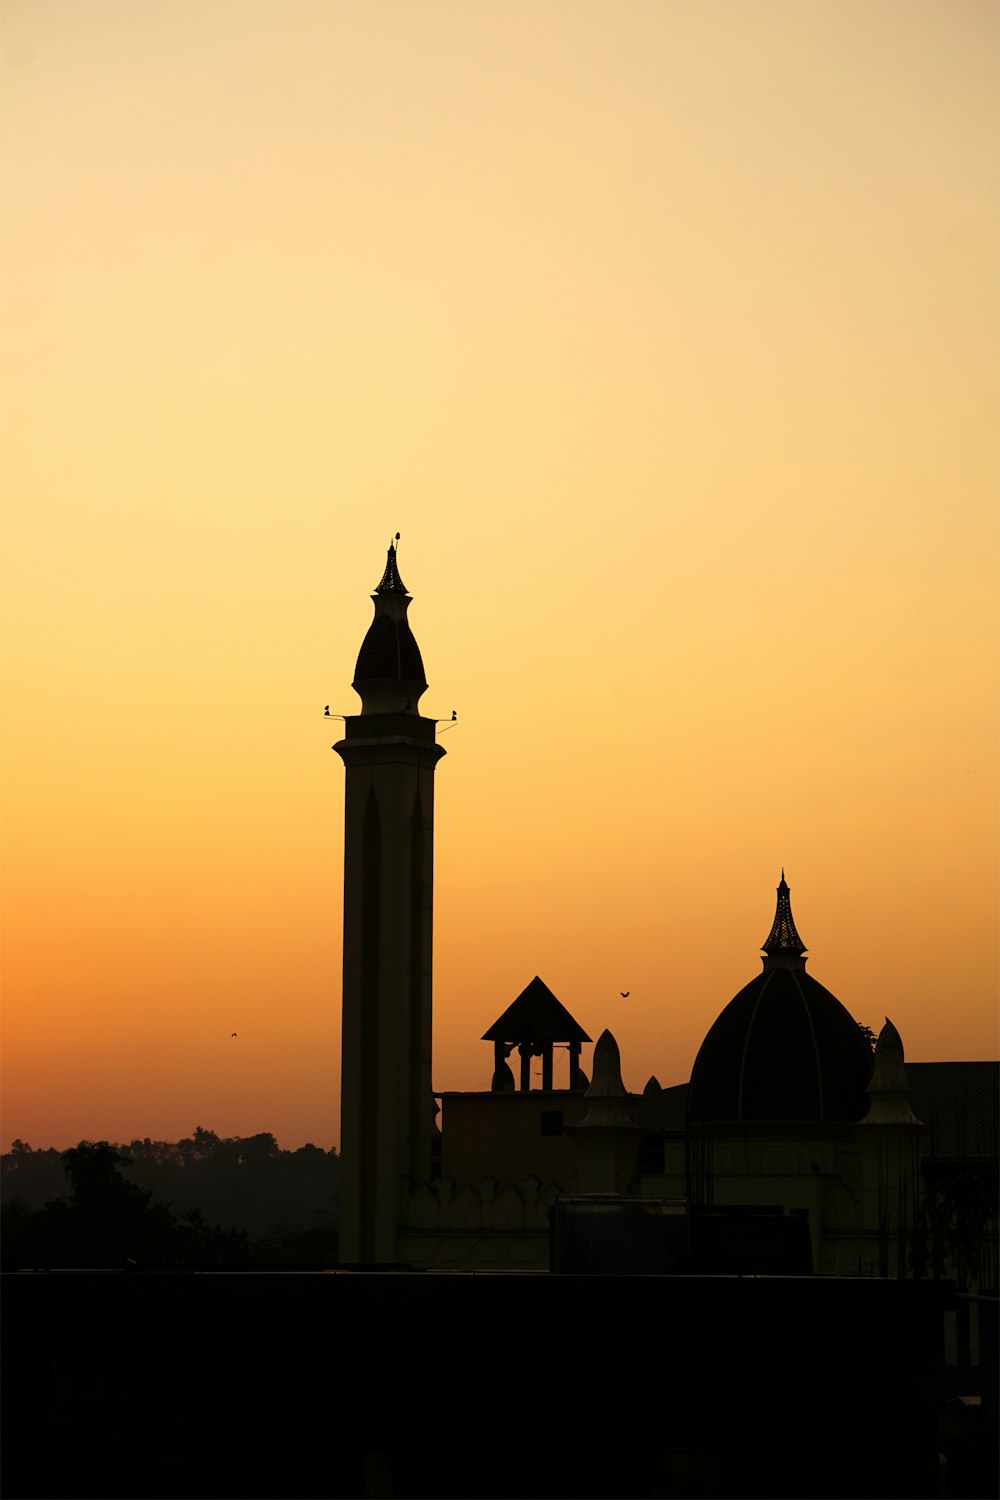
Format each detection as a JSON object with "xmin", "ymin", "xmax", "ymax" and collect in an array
[{"xmin": 333, "ymin": 541, "xmax": 445, "ymax": 1264}]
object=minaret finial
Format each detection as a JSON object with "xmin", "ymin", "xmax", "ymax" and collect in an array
[{"xmin": 761, "ymin": 871, "xmax": 807, "ymax": 965}]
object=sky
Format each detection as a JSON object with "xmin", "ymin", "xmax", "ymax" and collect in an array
[{"xmin": 1, "ymin": 0, "xmax": 997, "ymax": 1152}]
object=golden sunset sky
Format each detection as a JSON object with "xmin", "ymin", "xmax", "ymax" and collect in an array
[{"xmin": 2, "ymin": 0, "xmax": 997, "ymax": 1151}]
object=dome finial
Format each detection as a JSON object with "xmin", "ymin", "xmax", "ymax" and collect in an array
[{"xmin": 761, "ymin": 871, "xmax": 807, "ymax": 966}]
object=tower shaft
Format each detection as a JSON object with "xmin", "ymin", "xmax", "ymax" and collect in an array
[{"xmin": 336, "ymin": 712, "xmax": 444, "ymax": 1264}]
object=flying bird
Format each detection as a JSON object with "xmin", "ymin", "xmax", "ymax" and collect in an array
[
  {"xmin": 231, "ymin": 1032, "xmax": 237, "ymax": 1038},
  {"xmin": 620, "ymin": 992, "xmax": 630, "ymax": 998}
]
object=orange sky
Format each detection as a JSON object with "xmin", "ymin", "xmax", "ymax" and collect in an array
[{"xmin": 2, "ymin": 0, "xmax": 997, "ymax": 1152}]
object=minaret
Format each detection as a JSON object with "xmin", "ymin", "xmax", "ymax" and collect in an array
[
  {"xmin": 858, "ymin": 1018, "xmax": 922, "ymax": 1278},
  {"xmin": 565, "ymin": 1030, "xmax": 644, "ymax": 1193},
  {"xmin": 333, "ymin": 541, "xmax": 445, "ymax": 1264}
]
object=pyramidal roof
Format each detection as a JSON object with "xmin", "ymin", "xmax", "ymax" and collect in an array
[{"xmin": 482, "ymin": 976, "xmax": 591, "ymax": 1044}]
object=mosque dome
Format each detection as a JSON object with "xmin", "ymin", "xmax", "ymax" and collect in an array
[
  {"xmin": 352, "ymin": 540, "xmax": 428, "ymax": 714},
  {"xmin": 687, "ymin": 874, "xmax": 873, "ymax": 1123}
]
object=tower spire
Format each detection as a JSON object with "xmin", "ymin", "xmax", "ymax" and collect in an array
[{"xmin": 761, "ymin": 871, "xmax": 807, "ymax": 967}]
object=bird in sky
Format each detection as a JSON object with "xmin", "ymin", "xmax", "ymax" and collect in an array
[
  {"xmin": 620, "ymin": 992, "xmax": 630, "ymax": 998},
  {"xmin": 231, "ymin": 1032, "xmax": 237, "ymax": 1038}
]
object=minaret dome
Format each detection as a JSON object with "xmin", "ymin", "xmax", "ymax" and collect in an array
[{"xmin": 352, "ymin": 538, "xmax": 428, "ymax": 715}]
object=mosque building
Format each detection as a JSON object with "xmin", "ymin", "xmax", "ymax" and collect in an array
[
  {"xmin": 331, "ymin": 544, "xmax": 998, "ymax": 1281},
  {"xmin": 4, "ymin": 541, "xmax": 995, "ymax": 1500}
]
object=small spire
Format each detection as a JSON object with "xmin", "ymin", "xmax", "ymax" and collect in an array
[
  {"xmin": 586, "ymin": 1030, "xmax": 628, "ymax": 1099},
  {"xmin": 860, "ymin": 1017, "xmax": 921, "ymax": 1125},
  {"xmin": 575, "ymin": 1029, "xmax": 639, "ymax": 1130},
  {"xmin": 761, "ymin": 871, "xmax": 807, "ymax": 963},
  {"xmin": 373, "ymin": 535, "xmax": 409, "ymax": 596}
]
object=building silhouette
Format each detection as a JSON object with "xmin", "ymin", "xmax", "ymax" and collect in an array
[{"xmin": 333, "ymin": 544, "xmax": 998, "ymax": 1287}]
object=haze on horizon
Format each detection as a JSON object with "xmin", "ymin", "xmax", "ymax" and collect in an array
[{"xmin": 1, "ymin": 0, "xmax": 997, "ymax": 1152}]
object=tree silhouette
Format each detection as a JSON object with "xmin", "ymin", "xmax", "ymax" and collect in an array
[
  {"xmin": 857, "ymin": 1023, "xmax": 878, "ymax": 1053},
  {"xmin": 60, "ymin": 1141, "xmax": 154, "ymax": 1264},
  {"xmin": 1, "ymin": 1139, "xmax": 249, "ymax": 1268}
]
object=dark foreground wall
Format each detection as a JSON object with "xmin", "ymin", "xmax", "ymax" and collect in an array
[{"xmin": 3, "ymin": 1272, "xmax": 948, "ymax": 1500}]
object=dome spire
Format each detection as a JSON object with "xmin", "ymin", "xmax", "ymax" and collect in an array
[
  {"xmin": 374, "ymin": 533, "xmax": 408, "ymax": 595},
  {"xmin": 761, "ymin": 871, "xmax": 807, "ymax": 967}
]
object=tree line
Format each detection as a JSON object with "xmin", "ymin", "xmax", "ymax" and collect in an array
[{"xmin": 1, "ymin": 1128, "xmax": 339, "ymax": 1268}]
